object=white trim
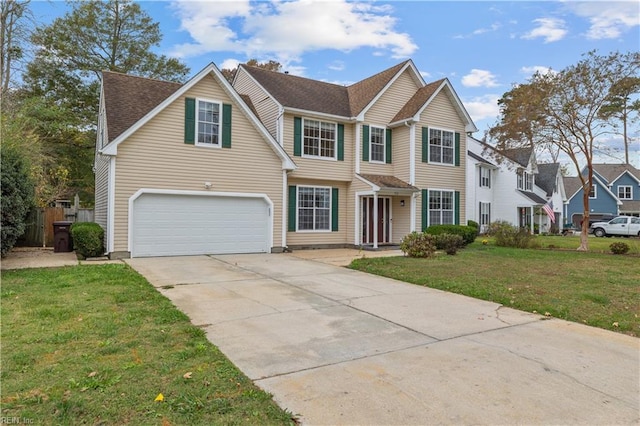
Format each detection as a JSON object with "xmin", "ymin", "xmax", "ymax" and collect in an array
[
  {"xmin": 286, "ymin": 106, "xmax": 355, "ymax": 122},
  {"xmin": 426, "ymin": 126, "xmax": 456, "ymax": 166},
  {"xmin": 425, "ymin": 188, "xmax": 456, "ymax": 227},
  {"xmin": 282, "ymin": 170, "xmax": 288, "ymax": 248},
  {"xmin": 409, "ymin": 123, "xmax": 416, "ymax": 185},
  {"xmin": 410, "ymin": 192, "xmax": 417, "ymax": 232},
  {"xmin": 355, "ymin": 190, "xmax": 375, "ymax": 245},
  {"xmin": 368, "ymin": 124, "xmax": 386, "ymax": 163},
  {"xmin": 127, "ymin": 189, "xmax": 274, "ymax": 255},
  {"xmin": 355, "ymin": 174, "xmax": 381, "ymax": 192},
  {"xmin": 107, "ymin": 157, "xmax": 116, "ymax": 254},
  {"xmin": 355, "ymin": 123, "xmax": 361, "ymax": 174},
  {"xmin": 295, "ymin": 185, "xmax": 333, "ymax": 232},
  {"xmin": 300, "ymin": 117, "xmax": 338, "ymax": 161},
  {"xmin": 194, "ymin": 97, "xmax": 222, "ymax": 148},
  {"xmin": 589, "ymin": 184, "xmax": 598, "ymax": 199},
  {"xmin": 617, "ymin": 185, "xmax": 633, "ymax": 200},
  {"xmin": 101, "ymin": 62, "xmax": 296, "ymax": 170}
]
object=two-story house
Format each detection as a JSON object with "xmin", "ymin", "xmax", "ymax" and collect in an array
[
  {"xmin": 94, "ymin": 60, "xmax": 476, "ymax": 258},
  {"xmin": 466, "ymin": 136, "xmax": 566, "ymax": 233},
  {"xmin": 564, "ymin": 163, "xmax": 640, "ymax": 227}
]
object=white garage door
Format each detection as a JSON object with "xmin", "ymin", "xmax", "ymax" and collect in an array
[{"xmin": 131, "ymin": 192, "xmax": 270, "ymax": 257}]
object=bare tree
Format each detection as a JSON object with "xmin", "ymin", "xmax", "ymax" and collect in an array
[{"xmin": 0, "ymin": 0, "xmax": 31, "ymax": 98}]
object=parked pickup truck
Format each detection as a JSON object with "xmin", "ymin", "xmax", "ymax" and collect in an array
[{"xmin": 590, "ymin": 216, "xmax": 640, "ymax": 237}]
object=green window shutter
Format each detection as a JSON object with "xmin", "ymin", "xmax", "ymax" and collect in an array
[
  {"xmin": 421, "ymin": 127, "xmax": 428, "ymax": 162},
  {"xmin": 222, "ymin": 103, "xmax": 232, "ymax": 148},
  {"xmin": 385, "ymin": 128, "xmax": 392, "ymax": 164},
  {"xmin": 288, "ymin": 186, "xmax": 297, "ymax": 232},
  {"xmin": 331, "ymin": 188, "xmax": 339, "ymax": 232},
  {"xmin": 422, "ymin": 189, "xmax": 428, "ymax": 231},
  {"xmin": 337, "ymin": 124, "xmax": 344, "ymax": 161},
  {"xmin": 184, "ymin": 98, "xmax": 195, "ymax": 144},
  {"xmin": 293, "ymin": 117, "xmax": 302, "ymax": 157},
  {"xmin": 454, "ymin": 132, "xmax": 461, "ymax": 166},
  {"xmin": 362, "ymin": 124, "xmax": 369, "ymax": 162},
  {"xmin": 455, "ymin": 191, "xmax": 460, "ymax": 225}
]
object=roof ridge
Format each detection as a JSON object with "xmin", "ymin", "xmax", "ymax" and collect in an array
[
  {"xmin": 240, "ymin": 64, "xmax": 347, "ymax": 89},
  {"xmin": 101, "ymin": 70, "xmax": 184, "ymax": 86}
]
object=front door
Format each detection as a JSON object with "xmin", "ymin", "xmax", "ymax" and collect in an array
[{"xmin": 362, "ymin": 197, "xmax": 391, "ymax": 244}]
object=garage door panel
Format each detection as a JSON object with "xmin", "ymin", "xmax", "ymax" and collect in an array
[{"xmin": 132, "ymin": 193, "xmax": 270, "ymax": 257}]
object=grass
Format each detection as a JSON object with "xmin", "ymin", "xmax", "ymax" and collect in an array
[
  {"xmin": 1, "ymin": 264, "xmax": 295, "ymax": 425},
  {"xmin": 526, "ymin": 234, "xmax": 640, "ymax": 254},
  {"xmin": 350, "ymin": 241, "xmax": 640, "ymax": 337}
]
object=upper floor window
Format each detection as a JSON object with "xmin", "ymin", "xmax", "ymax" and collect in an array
[
  {"xmin": 618, "ymin": 185, "xmax": 632, "ymax": 200},
  {"xmin": 429, "ymin": 128, "xmax": 454, "ymax": 165},
  {"xmin": 517, "ymin": 170, "xmax": 533, "ymax": 191},
  {"xmin": 196, "ymin": 99, "xmax": 221, "ymax": 146},
  {"xmin": 304, "ymin": 119, "xmax": 336, "ymax": 159},
  {"xmin": 370, "ymin": 126, "xmax": 386, "ymax": 163},
  {"xmin": 479, "ymin": 167, "xmax": 491, "ymax": 188},
  {"xmin": 589, "ymin": 184, "xmax": 597, "ymax": 199}
]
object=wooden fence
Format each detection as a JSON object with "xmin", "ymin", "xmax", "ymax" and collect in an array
[{"xmin": 18, "ymin": 206, "xmax": 95, "ymax": 247}]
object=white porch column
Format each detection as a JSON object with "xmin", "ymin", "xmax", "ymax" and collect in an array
[
  {"xmin": 373, "ymin": 192, "xmax": 379, "ymax": 249},
  {"xmin": 410, "ymin": 193, "xmax": 417, "ymax": 232}
]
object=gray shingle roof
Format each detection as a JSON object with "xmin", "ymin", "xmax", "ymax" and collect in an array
[
  {"xmin": 358, "ymin": 174, "xmax": 418, "ymax": 191},
  {"xmin": 102, "ymin": 71, "xmax": 182, "ymax": 143},
  {"xmin": 592, "ymin": 163, "xmax": 640, "ymax": 184},
  {"xmin": 518, "ymin": 190, "xmax": 546, "ymax": 204},
  {"xmin": 563, "ymin": 176, "xmax": 583, "ymax": 198},
  {"xmin": 391, "ymin": 79, "xmax": 444, "ymax": 123},
  {"xmin": 536, "ymin": 163, "xmax": 560, "ymax": 196},
  {"xmin": 501, "ymin": 147, "xmax": 533, "ymax": 167}
]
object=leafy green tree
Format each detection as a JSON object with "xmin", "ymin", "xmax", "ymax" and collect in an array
[
  {"xmin": 20, "ymin": 0, "xmax": 189, "ymax": 203},
  {"xmin": 488, "ymin": 50, "xmax": 640, "ymax": 251},
  {"xmin": 1, "ymin": 144, "xmax": 35, "ymax": 256},
  {"xmin": 598, "ymin": 76, "xmax": 640, "ymax": 165}
]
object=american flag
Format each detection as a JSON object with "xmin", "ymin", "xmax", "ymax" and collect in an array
[{"xmin": 542, "ymin": 200, "xmax": 555, "ymax": 223}]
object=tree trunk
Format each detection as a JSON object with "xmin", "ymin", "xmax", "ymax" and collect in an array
[{"xmin": 577, "ymin": 173, "xmax": 592, "ymax": 252}]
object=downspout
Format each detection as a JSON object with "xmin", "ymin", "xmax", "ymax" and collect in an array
[
  {"xmin": 407, "ymin": 121, "xmax": 416, "ymax": 185},
  {"xmin": 355, "ymin": 123, "xmax": 361, "ymax": 175},
  {"xmin": 282, "ymin": 169, "xmax": 288, "ymax": 251}
]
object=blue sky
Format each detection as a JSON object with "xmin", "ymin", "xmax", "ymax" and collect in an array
[{"xmin": 31, "ymin": 1, "xmax": 640, "ymax": 167}]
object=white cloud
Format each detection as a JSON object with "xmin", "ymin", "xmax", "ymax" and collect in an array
[
  {"xmin": 461, "ymin": 69, "xmax": 499, "ymax": 88},
  {"xmin": 522, "ymin": 18, "xmax": 567, "ymax": 43},
  {"xmin": 564, "ymin": 2, "xmax": 640, "ymax": 40},
  {"xmin": 520, "ymin": 65, "xmax": 555, "ymax": 77},
  {"xmin": 463, "ymin": 94, "xmax": 501, "ymax": 122},
  {"xmin": 328, "ymin": 61, "xmax": 345, "ymax": 71},
  {"xmin": 220, "ymin": 58, "xmax": 241, "ymax": 71},
  {"xmin": 169, "ymin": 0, "xmax": 417, "ymax": 64}
]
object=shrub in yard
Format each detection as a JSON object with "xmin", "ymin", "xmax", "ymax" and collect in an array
[
  {"xmin": 425, "ymin": 224, "xmax": 477, "ymax": 246},
  {"xmin": 70, "ymin": 222, "xmax": 104, "ymax": 258},
  {"xmin": 1, "ymin": 146, "xmax": 35, "ymax": 257},
  {"xmin": 434, "ymin": 233, "xmax": 464, "ymax": 255},
  {"xmin": 486, "ymin": 221, "xmax": 534, "ymax": 249},
  {"xmin": 400, "ymin": 232, "xmax": 436, "ymax": 258},
  {"xmin": 467, "ymin": 220, "xmax": 480, "ymax": 234},
  {"xmin": 609, "ymin": 242, "xmax": 630, "ymax": 255}
]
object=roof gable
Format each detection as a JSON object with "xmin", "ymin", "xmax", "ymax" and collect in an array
[
  {"xmin": 501, "ymin": 147, "xmax": 534, "ymax": 168},
  {"xmin": 100, "ymin": 63, "xmax": 296, "ymax": 170},
  {"xmin": 536, "ymin": 163, "xmax": 560, "ymax": 196},
  {"xmin": 564, "ymin": 174, "xmax": 621, "ymax": 204},
  {"xmin": 592, "ymin": 163, "xmax": 640, "ymax": 185}
]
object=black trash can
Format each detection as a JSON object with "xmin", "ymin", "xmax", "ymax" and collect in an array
[{"xmin": 53, "ymin": 221, "xmax": 74, "ymax": 253}]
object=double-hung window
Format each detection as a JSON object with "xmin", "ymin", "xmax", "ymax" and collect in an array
[
  {"xmin": 429, "ymin": 190, "xmax": 454, "ymax": 225},
  {"xmin": 589, "ymin": 185, "xmax": 597, "ymax": 199},
  {"xmin": 517, "ymin": 170, "xmax": 533, "ymax": 191},
  {"xmin": 618, "ymin": 185, "xmax": 632, "ymax": 200},
  {"xmin": 303, "ymin": 119, "xmax": 336, "ymax": 159},
  {"xmin": 196, "ymin": 99, "xmax": 221, "ymax": 146},
  {"xmin": 297, "ymin": 186, "xmax": 331, "ymax": 231},
  {"xmin": 429, "ymin": 128, "xmax": 454, "ymax": 165},
  {"xmin": 479, "ymin": 167, "xmax": 491, "ymax": 188},
  {"xmin": 370, "ymin": 126, "xmax": 386, "ymax": 162},
  {"xmin": 479, "ymin": 202, "xmax": 491, "ymax": 229}
]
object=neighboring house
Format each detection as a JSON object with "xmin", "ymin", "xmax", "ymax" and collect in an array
[
  {"xmin": 563, "ymin": 163, "xmax": 640, "ymax": 226},
  {"xmin": 95, "ymin": 60, "xmax": 477, "ymax": 258},
  {"xmin": 466, "ymin": 136, "xmax": 565, "ymax": 233}
]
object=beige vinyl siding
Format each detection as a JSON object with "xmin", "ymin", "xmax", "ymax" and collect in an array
[
  {"xmin": 93, "ymin": 152, "xmax": 110, "ymax": 239},
  {"xmin": 391, "ymin": 196, "xmax": 411, "ymax": 243},
  {"xmin": 391, "ymin": 125, "xmax": 411, "ymax": 183},
  {"xmin": 112, "ymin": 75, "xmax": 284, "ymax": 253},
  {"xmin": 415, "ymin": 90, "xmax": 467, "ymax": 226},
  {"xmin": 233, "ymin": 69, "xmax": 280, "ymax": 139},
  {"xmin": 284, "ymin": 114, "xmax": 354, "ymax": 181},
  {"xmin": 287, "ymin": 178, "xmax": 349, "ymax": 246},
  {"xmin": 360, "ymin": 70, "xmax": 420, "ymax": 176}
]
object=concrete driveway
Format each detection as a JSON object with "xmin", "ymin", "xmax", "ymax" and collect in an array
[{"xmin": 126, "ymin": 253, "xmax": 639, "ymax": 425}]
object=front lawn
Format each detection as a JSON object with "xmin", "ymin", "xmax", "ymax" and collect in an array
[
  {"xmin": 1, "ymin": 264, "xmax": 295, "ymax": 425},
  {"xmin": 350, "ymin": 242, "xmax": 640, "ymax": 337},
  {"xmin": 529, "ymin": 234, "xmax": 640, "ymax": 254}
]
